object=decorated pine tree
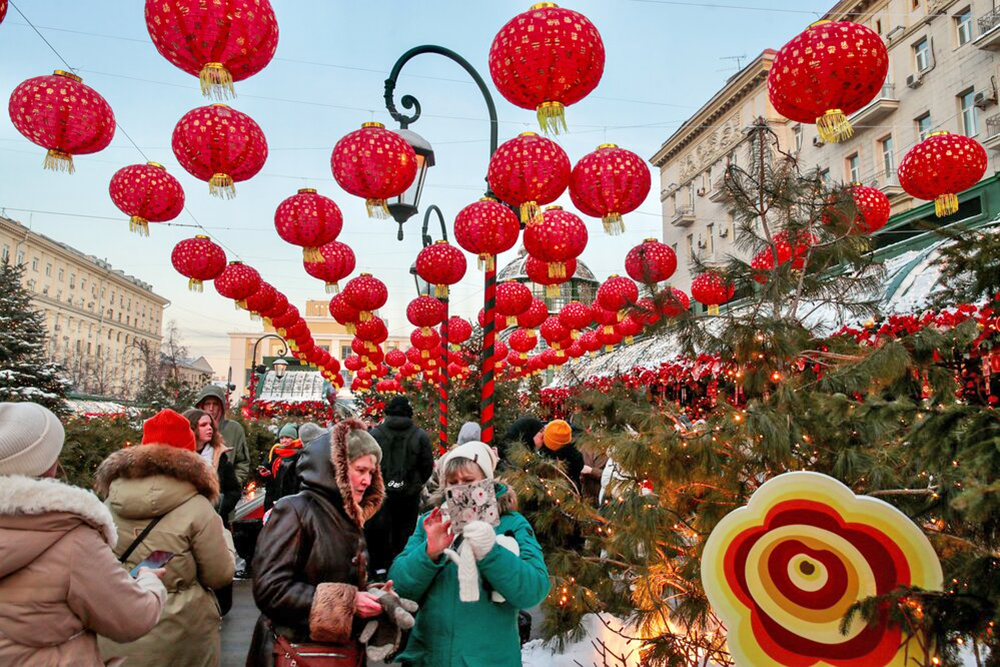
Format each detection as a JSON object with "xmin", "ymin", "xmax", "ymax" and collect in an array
[{"xmin": 0, "ymin": 261, "xmax": 70, "ymax": 415}]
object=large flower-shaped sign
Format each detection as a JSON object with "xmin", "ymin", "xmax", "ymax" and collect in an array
[{"xmin": 702, "ymin": 471, "xmax": 942, "ymax": 666}]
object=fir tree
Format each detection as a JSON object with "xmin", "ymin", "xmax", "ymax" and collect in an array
[{"xmin": 0, "ymin": 261, "xmax": 70, "ymax": 415}]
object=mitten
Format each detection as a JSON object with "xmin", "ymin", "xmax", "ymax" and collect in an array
[
  {"xmin": 462, "ymin": 520, "xmax": 496, "ymax": 560},
  {"xmin": 490, "ymin": 534, "xmax": 520, "ymax": 603}
]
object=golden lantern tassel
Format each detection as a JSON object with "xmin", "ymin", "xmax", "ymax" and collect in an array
[
  {"xmin": 129, "ymin": 216, "xmax": 150, "ymax": 237},
  {"xmin": 605, "ymin": 344, "xmax": 614, "ymax": 353},
  {"xmin": 507, "ymin": 316, "xmax": 517, "ymax": 327},
  {"xmin": 589, "ymin": 351, "xmax": 597, "ymax": 359},
  {"xmin": 199, "ymin": 62, "xmax": 236, "ymax": 100},
  {"xmin": 934, "ymin": 193, "xmax": 959, "ymax": 217},
  {"xmin": 602, "ymin": 213, "xmax": 625, "ymax": 236},
  {"xmin": 604, "ymin": 325, "xmax": 613, "ymax": 335},
  {"xmin": 346, "ymin": 323, "xmax": 356, "ymax": 335},
  {"xmin": 451, "ymin": 343, "xmax": 461, "ymax": 352},
  {"xmin": 188, "ymin": 278, "xmax": 203, "ymax": 293},
  {"xmin": 209, "ymin": 173, "xmax": 236, "ymax": 199},
  {"xmin": 43, "ymin": 149, "xmax": 75, "ymax": 174},
  {"xmin": 708, "ymin": 304, "xmax": 720, "ymax": 316},
  {"xmin": 546, "ymin": 284, "xmax": 560, "ymax": 298},
  {"xmin": 422, "ymin": 327, "xmax": 432, "ymax": 335},
  {"xmin": 625, "ymin": 336, "xmax": 634, "ymax": 345},
  {"xmin": 571, "ymin": 330, "xmax": 579, "ymax": 340},
  {"xmin": 435, "ymin": 284, "xmax": 449, "ymax": 298},
  {"xmin": 303, "ymin": 247, "xmax": 324, "ymax": 263},
  {"xmin": 325, "ymin": 282, "xmax": 339, "ymax": 294},
  {"xmin": 359, "ymin": 311, "xmax": 372, "ymax": 322},
  {"xmin": 520, "ymin": 201, "xmax": 540, "ymax": 225},
  {"xmin": 815, "ymin": 109, "xmax": 853, "ymax": 144},
  {"xmin": 235, "ymin": 300, "xmax": 248, "ymax": 311},
  {"xmin": 547, "ymin": 262, "xmax": 566, "ymax": 280},
  {"xmin": 537, "ymin": 101, "xmax": 568, "ymax": 135},
  {"xmin": 365, "ymin": 198, "xmax": 390, "ymax": 219}
]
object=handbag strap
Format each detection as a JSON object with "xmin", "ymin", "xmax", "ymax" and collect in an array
[{"xmin": 118, "ymin": 514, "xmax": 165, "ymax": 564}]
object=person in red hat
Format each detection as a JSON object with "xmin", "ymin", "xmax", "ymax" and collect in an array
[{"xmin": 95, "ymin": 409, "xmax": 235, "ymax": 667}]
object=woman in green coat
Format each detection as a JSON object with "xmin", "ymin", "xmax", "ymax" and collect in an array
[{"xmin": 388, "ymin": 441, "xmax": 550, "ymax": 666}]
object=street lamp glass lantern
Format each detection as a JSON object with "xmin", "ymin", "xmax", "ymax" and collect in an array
[
  {"xmin": 409, "ymin": 260, "xmax": 432, "ymax": 297},
  {"xmin": 388, "ymin": 128, "xmax": 435, "ymax": 225},
  {"xmin": 272, "ymin": 357, "xmax": 289, "ymax": 379}
]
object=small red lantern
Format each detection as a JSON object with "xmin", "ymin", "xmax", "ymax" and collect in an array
[
  {"xmin": 109, "ymin": 162, "xmax": 185, "ymax": 236},
  {"xmin": 591, "ymin": 302, "xmax": 618, "ymax": 335},
  {"xmin": 691, "ymin": 272, "xmax": 734, "ymax": 315},
  {"xmin": 8, "ymin": 71, "xmax": 116, "ymax": 173},
  {"xmin": 271, "ymin": 305, "xmax": 299, "ymax": 333},
  {"xmin": 523, "ymin": 206, "xmax": 588, "ymax": 279},
  {"xmin": 356, "ymin": 317, "xmax": 388, "ymax": 353},
  {"xmin": 540, "ymin": 316, "xmax": 570, "ymax": 355},
  {"xmin": 275, "ymin": 189, "xmax": 343, "ymax": 262},
  {"xmin": 496, "ymin": 280, "xmax": 533, "ymax": 326},
  {"xmin": 263, "ymin": 291, "xmax": 288, "ymax": 321},
  {"xmin": 171, "ymin": 235, "xmax": 227, "ymax": 292},
  {"xmin": 454, "ymin": 197, "xmax": 521, "ymax": 271},
  {"xmin": 898, "ymin": 131, "xmax": 988, "ymax": 217},
  {"xmin": 625, "ymin": 238, "xmax": 677, "ymax": 284},
  {"xmin": 851, "ymin": 186, "xmax": 891, "ymax": 234},
  {"xmin": 570, "ymin": 144, "xmax": 651, "ymax": 235},
  {"xmin": 517, "ymin": 298, "xmax": 549, "ymax": 333},
  {"xmin": 245, "ymin": 282, "xmax": 276, "ymax": 321},
  {"xmin": 385, "ymin": 348, "xmax": 407, "ymax": 368},
  {"xmin": 635, "ymin": 297, "xmax": 661, "ymax": 326},
  {"xmin": 508, "ymin": 328, "xmax": 539, "ymax": 360},
  {"xmin": 144, "ymin": 0, "xmax": 278, "ymax": 99},
  {"xmin": 525, "ymin": 256, "xmax": 575, "ymax": 299},
  {"xmin": 599, "ymin": 327, "xmax": 622, "ymax": 353},
  {"xmin": 214, "ymin": 261, "xmax": 261, "ymax": 309},
  {"xmin": 172, "ymin": 104, "xmax": 268, "ymax": 198},
  {"xmin": 343, "ymin": 273, "xmax": 388, "ymax": 322},
  {"xmin": 304, "ymin": 241, "xmax": 355, "ymax": 293},
  {"xmin": 344, "ymin": 355, "xmax": 363, "ymax": 373},
  {"xmin": 579, "ymin": 330, "xmax": 602, "ymax": 358},
  {"xmin": 331, "ymin": 122, "xmax": 417, "ymax": 219},
  {"xmin": 445, "ymin": 317, "xmax": 473, "ymax": 351},
  {"xmin": 616, "ymin": 314, "xmax": 644, "ymax": 345},
  {"xmin": 751, "ymin": 250, "xmax": 776, "ymax": 284},
  {"xmin": 411, "ymin": 328, "xmax": 441, "ymax": 364},
  {"xmin": 328, "ymin": 293, "xmax": 360, "ymax": 335},
  {"xmin": 566, "ymin": 340, "xmax": 585, "ymax": 360},
  {"xmin": 487, "ymin": 133, "xmax": 570, "ymax": 223},
  {"xmin": 597, "ymin": 275, "xmax": 639, "ymax": 316},
  {"xmin": 768, "ymin": 21, "xmax": 888, "ymax": 143},
  {"xmin": 559, "ymin": 301, "xmax": 592, "ymax": 339},
  {"xmin": 488, "ymin": 3, "xmax": 605, "ymax": 134},
  {"xmin": 407, "ymin": 296, "xmax": 447, "ymax": 333},
  {"xmin": 416, "ymin": 241, "xmax": 467, "ymax": 298},
  {"xmin": 479, "ymin": 308, "xmax": 508, "ymax": 333}
]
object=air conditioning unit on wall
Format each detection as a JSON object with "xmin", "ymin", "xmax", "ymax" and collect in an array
[
  {"xmin": 906, "ymin": 73, "xmax": 923, "ymax": 89},
  {"xmin": 812, "ymin": 136, "xmax": 825, "ymax": 147}
]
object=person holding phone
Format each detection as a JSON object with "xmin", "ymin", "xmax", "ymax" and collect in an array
[
  {"xmin": 0, "ymin": 402, "xmax": 167, "ymax": 666},
  {"xmin": 388, "ymin": 441, "xmax": 550, "ymax": 667}
]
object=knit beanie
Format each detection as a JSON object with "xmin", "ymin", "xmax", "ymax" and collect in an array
[
  {"xmin": 142, "ymin": 409, "xmax": 196, "ymax": 452},
  {"xmin": 298, "ymin": 423, "xmax": 326, "ymax": 445},
  {"xmin": 441, "ymin": 441, "xmax": 497, "ymax": 480},
  {"xmin": 385, "ymin": 396, "xmax": 413, "ymax": 418},
  {"xmin": 543, "ymin": 419, "xmax": 573, "ymax": 451},
  {"xmin": 0, "ymin": 402, "xmax": 65, "ymax": 477},
  {"xmin": 456, "ymin": 421, "xmax": 482, "ymax": 446},
  {"xmin": 348, "ymin": 428, "xmax": 382, "ymax": 465},
  {"xmin": 278, "ymin": 423, "xmax": 298, "ymax": 439}
]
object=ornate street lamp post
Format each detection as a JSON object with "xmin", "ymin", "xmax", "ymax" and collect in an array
[{"xmin": 249, "ymin": 333, "xmax": 289, "ymax": 398}]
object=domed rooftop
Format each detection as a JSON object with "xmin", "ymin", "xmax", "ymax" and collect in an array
[{"xmin": 497, "ymin": 246, "xmax": 599, "ymax": 283}]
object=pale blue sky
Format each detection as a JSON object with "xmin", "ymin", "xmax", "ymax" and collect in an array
[{"xmin": 0, "ymin": 1, "xmax": 829, "ymax": 375}]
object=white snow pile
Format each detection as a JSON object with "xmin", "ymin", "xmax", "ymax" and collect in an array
[{"xmin": 522, "ymin": 614, "xmax": 644, "ymax": 667}]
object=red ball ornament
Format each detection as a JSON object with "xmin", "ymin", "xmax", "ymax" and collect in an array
[
  {"xmin": 385, "ymin": 348, "xmax": 407, "ymax": 369},
  {"xmin": 523, "ymin": 206, "xmax": 588, "ymax": 280},
  {"xmin": 525, "ymin": 255, "xmax": 576, "ymax": 299},
  {"xmin": 109, "ymin": 162, "xmax": 185, "ymax": 236},
  {"xmin": 171, "ymin": 235, "xmax": 227, "ymax": 292},
  {"xmin": 508, "ymin": 328, "xmax": 539, "ymax": 359},
  {"xmin": 144, "ymin": 0, "xmax": 278, "ymax": 99},
  {"xmin": 570, "ymin": 144, "xmax": 651, "ymax": 235},
  {"xmin": 245, "ymin": 282, "xmax": 276, "ymax": 321},
  {"xmin": 8, "ymin": 71, "xmax": 116, "ymax": 173},
  {"xmin": 898, "ymin": 131, "xmax": 988, "ymax": 217},
  {"xmin": 275, "ymin": 189, "xmax": 343, "ymax": 262},
  {"xmin": 487, "ymin": 132, "xmax": 570, "ymax": 223},
  {"xmin": 559, "ymin": 301, "xmax": 592, "ymax": 338},
  {"xmin": 304, "ymin": 241, "xmax": 355, "ymax": 294},
  {"xmin": 454, "ymin": 197, "xmax": 521, "ymax": 271},
  {"xmin": 343, "ymin": 273, "xmax": 387, "ymax": 322},
  {"xmin": 445, "ymin": 317, "xmax": 473, "ymax": 351},
  {"xmin": 616, "ymin": 314, "xmax": 644, "ymax": 345},
  {"xmin": 579, "ymin": 330, "xmax": 602, "ymax": 357},
  {"xmin": 496, "ymin": 280, "xmax": 533, "ymax": 326},
  {"xmin": 517, "ymin": 298, "xmax": 550, "ymax": 332},
  {"xmin": 415, "ymin": 241, "xmax": 467, "ymax": 298},
  {"xmin": 263, "ymin": 290, "xmax": 288, "ymax": 320},
  {"xmin": 331, "ymin": 122, "xmax": 417, "ymax": 219},
  {"xmin": 539, "ymin": 316, "xmax": 570, "ymax": 352},
  {"xmin": 768, "ymin": 21, "xmax": 888, "ymax": 144},
  {"xmin": 172, "ymin": 104, "xmax": 267, "ymax": 198},
  {"xmin": 691, "ymin": 272, "xmax": 734, "ymax": 315},
  {"xmin": 488, "ymin": 3, "xmax": 605, "ymax": 134},
  {"xmin": 328, "ymin": 292, "xmax": 360, "ymax": 335},
  {"xmin": 625, "ymin": 238, "xmax": 677, "ymax": 284},
  {"xmin": 214, "ymin": 261, "xmax": 261, "ymax": 309},
  {"xmin": 597, "ymin": 275, "xmax": 639, "ymax": 315},
  {"xmin": 407, "ymin": 296, "xmax": 447, "ymax": 332}
]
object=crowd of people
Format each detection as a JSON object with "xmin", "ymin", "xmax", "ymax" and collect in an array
[{"xmin": 0, "ymin": 388, "xmax": 603, "ymax": 666}]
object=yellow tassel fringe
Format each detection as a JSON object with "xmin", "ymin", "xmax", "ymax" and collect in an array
[
  {"xmin": 209, "ymin": 173, "xmax": 236, "ymax": 199},
  {"xmin": 815, "ymin": 110, "xmax": 853, "ymax": 144},
  {"xmin": 935, "ymin": 193, "xmax": 959, "ymax": 217},
  {"xmin": 199, "ymin": 62, "xmax": 236, "ymax": 100},
  {"xmin": 43, "ymin": 150, "xmax": 75, "ymax": 174}
]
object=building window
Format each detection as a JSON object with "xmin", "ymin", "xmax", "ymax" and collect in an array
[
  {"xmin": 670, "ymin": 192, "xmax": 677, "ymax": 215},
  {"xmin": 69, "ymin": 273, "xmax": 75, "ymax": 289},
  {"xmin": 706, "ymin": 224, "xmax": 715, "ymax": 255},
  {"xmin": 340, "ymin": 345, "xmax": 352, "ymax": 360},
  {"xmin": 27, "ymin": 279, "xmax": 35, "ymax": 291},
  {"xmin": 1, "ymin": 245, "xmax": 8, "ymax": 262},
  {"xmin": 880, "ymin": 135, "xmax": 895, "ymax": 174},
  {"xmin": 793, "ymin": 125, "xmax": 803, "ymax": 152},
  {"xmin": 960, "ymin": 89, "xmax": 978, "ymax": 137},
  {"xmin": 911, "ymin": 0, "xmax": 920, "ymax": 9},
  {"xmin": 57, "ymin": 268, "xmax": 64, "ymax": 282},
  {"xmin": 31, "ymin": 257, "xmax": 38, "ymax": 271},
  {"xmin": 847, "ymin": 154, "xmax": 861, "ymax": 183},
  {"xmin": 916, "ymin": 113, "xmax": 933, "ymax": 141},
  {"xmin": 955, "ymin": 8, "xmax": 973, "ymax": 46},
  {"xmin": 820, "ymin": 168, "xmax": 831, "ymax": 184},
  {"xmin": 45, "ymin": 263, "xmax": 51, "ymax": 277},
  {"xmin": 875, "ymin": 18, "xmax": 882, "ymax": 34},
  {"xmin": 687, "ymin": 184, "xmax": 695, "ymax": 208},
  {"xmin": 913, "ymin": 38, "xmax": 930, "ymax": 72},
  {"xmin": 686, "ymin": 234, "xmax": 694, "ymax": 258},
  {"xmin": 16, "ymin": 251, "xmax": 24, "ymax": 266}
]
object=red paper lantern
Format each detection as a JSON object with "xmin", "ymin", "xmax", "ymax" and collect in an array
[
  {"xmin": 172, "ymin": 104, "xmax": 267, "ymax": 198},
  {"xmin": 478, "ymin": 308, "xmax": 508, "ymax": 333},
  {"xmin": 328, "ymin": 293, "xmax": 360, "ymax": 335},
  {"xmin": 344, "ymin": 355, "xmax": 363, "ymax": 372},
  {"xmin": 445, "ymin": 317, "xmax": 473, "ymax": 351},
  {"xmin": 304, "ymin": 241, "xmax": 355, "ymax": 294},
  {"xmin": 599, "ymin": 327, "xmax": 622, "ymax": 353},
  {"xmin": 525, "ymin": 256, "xmax": 576, "ymax": 299},
  {"xmin": 559, "ymin": 301, "xmax": 592, "ymax": 338},
  {"xmin": 144, "ymin": 0, "xmax": 278, "ymax": 99},
  {"xmin": 415, "ymin": 241, "xmax": 467, "ymax": 298},
  {"xmin": 245, "ymin": 282, "xmax": 276, "ymax": 321},
  {"xmin": 411, "ymin": 328, "xmax": 440, "ymax": 364},
  {"xmin": 768, "ymin": 21, "xmax": 888, "ymax": 143},
  {"xmin": 214, "ymin": 261, "xmax": 261, "ymax": 309},
  {"xmin": 109, "ymin": 162, "xmax": 185, "ymax": 236},
  {"xmin": 635, "ymin": 297, "xmax": 661, "ymax": 326},
  {"xmin": 597, "ymin": 275, "xmax": 639, "ymax": 315},
  {"xmin": 591, "ymin": 302, "xmax": 618, "ymax": 335},
  {"xmin": 271, "ymin": 305, "xmax": 299, "ymax": 333},
  {"xmin": 275, "ymin": 189, "xmax": 343, "ymax": 262},
  {"xmin": 579, "ymin": 330, "xmax": 602, "ymax": 358},
  {"xmin": 8, "ymin": 71, "xmax": 116, "ymax": 173},
  {"xmin": 508, "ymin": 328, "xmax": 539, "ymax": 359},
  {"xmin": 385, "ymin": 348, "xmax": 407, "ymax": 368},
  {"xmin": 263, "ymin": 291, "xmax": 288, "ymax": 320},
  {"xmin": 454, "ymin": 197, "xmax": 521, "ymax": 271},
  {"xmin": 517, "ymin": 298, "xmax": 550, "ymax": 332},
  {"xmin": 496, "ymin": 280, "xmax": 533, "ymax": 326},
  {"xmin": 488, "ymin": 3, "xmax": 605, "ymax": 133},
  {"xmin": 625, "ymin": 238, "xmax": 677, "ymax": 284},
  {"xmin": 751, "ymin": 250, "xmax": 776, "ymax": 284},
  {"xmin": 898, "ymin": 131, "xmax": 988, "ymax": 217},
  {"xmin": 523, "ymin": 206, "xmax": 588, "ymax": 279},
  {"xmin": 540, "ymin": 316, "xmax": 570, "ymax": 353},
  {"xmin": 343, "ymin": 273, "xmax": 387, "ymax": 322},
  {"xmin": 171, "ymin": 235, "xmax": 227, "ymax": 292},
  {"xmin": 407, "ymin": 296, "xmax": 447, "ymax": 332},
  {"xmin": 617, "ymin": 314, "xmax": 644, "ymax": 345},
  {"xmin": 691, "ymin": 272, "xmax": 734, "ymax": 315},
  {"xmin": 331, "ymin": 122, "xmax": 417, "ymax": 219},
  {"xmin": 850, "ymin": 186, "xmax": 890, "ymax": 234},
  {"xmin": 356, "ymin": 316, "xmax": 388, "ymax": 353},
  {"xmin": 566, "ymin": 339, "xmax": 585, "ymax": 359},
  {"xmin": 0, "ymin": 2, "xmax": 7, "ymax": 24},
  {"xmin": 570, "ymin": 144, "xmax": 651, "ymax": 235},
  {"xmin": 487, "ymin": 132, "xmax": 570, "ymax": 223}
]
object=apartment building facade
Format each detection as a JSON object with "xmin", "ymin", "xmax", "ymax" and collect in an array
[
  {"xmin": 0, "ymin": 215, "xmax": 169, "ymax": 398},
  {"xmin": 653, "ymin": 0, "xmax": 1000, "ymax": 292}
]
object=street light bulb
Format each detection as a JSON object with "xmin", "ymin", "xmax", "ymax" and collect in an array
[{"xmin": 272, "ymin": 357, "xmax": 289, "ymax": 379}]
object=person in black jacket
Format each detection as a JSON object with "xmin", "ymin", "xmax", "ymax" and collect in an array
[
  {"xmin": 539, "ymin": 419, "xmax": 586, "ymax": 493},
  {"xmin": 364, "ymin": 396, "xmax": 433, "ymax": 578},
  {"xmin": 184, "ymin": 408, "xmax": 241, "ymax": 525}
]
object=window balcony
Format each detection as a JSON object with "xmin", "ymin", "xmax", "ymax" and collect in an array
[
  {"xmin": 848, "ymin": 84, "xmax": 899, "ymax": 129},
  {"xmin": 974, "ymin": 8, "xmax": 1000, "ymax": 50},
  {"xmin": 709, "ymin": 177, "xmax": 731, "ymax": 203},
  {"xmin": 983, "ymin": 114, "xmax": 1000, "ymax": 151},
  {"xmin": 870, "ymin": 169, "xmax": 906, "ymax": 199},
  {"xmin": 670, "ymin": 205, "xmax": 696, "ymax": 227}
]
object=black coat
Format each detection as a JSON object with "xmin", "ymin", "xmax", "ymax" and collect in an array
[
  {"xmin": 217, "ymin": 452, "xmax": 240, "ymax": 527},
  {"xmin": 540, "ymin": 444, "xmax": 585, "ymax": 492},
  {"xmin": 369, "ymin": 415, "xmax": 433, "ymax": 498}
]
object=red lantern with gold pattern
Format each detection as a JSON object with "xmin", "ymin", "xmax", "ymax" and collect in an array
[
  {"xmin": 591, "ymin": 302, "xmax": 618, "ymax": 335},
  {"xmin": 415, "ymin": 241, "xmax": 467, "ymax": 298},
  {"xmin": 356, "ymin": 316, "xmax": 388, "ymax": 353},
  {"xmin": 635, "ymin": 297, "xmax": 660, "ymax": 326},
  {"xmin": 625, "ymin": 238, "xmax": 677, "ymax": 284},
  {"xmin": 479, "ymin": 308, "xmax": 508, "ymax": 333},
  {"xmin": 691, "ymin": 272, "xmax": 734, "ymax": 315},
  {"xmin": 385, "ymin": 348, "xmax": 407, "ymax": 369},
  {"xmin": 540, "ymin": 316, "xmax": 570, "ymax": 356},
  {"xmin": 244, "ymin": 282, "xmax": 276, "ymax": 321},
  {"xmin": 214, "ymin": 261, "xmax": 261, "ymax": 309},
  {"xmin": 331, "ymin": 122, "xmax": 417, "ymax": 219},
  {"xmin": 171, "ymin": 235, "xmax": 227, "ymax": 292},
  {"xmin": 525, "ymin": 255, "xmax": 575, "ymax": 299},
  {"xmin": 411, "ymin": 328, "xmax": 440, "ymax": 364},
  {"xmin": 823, "ymin": 185, "xmax": 890, "ymax": 234},
  {"xmin": 304, "ymin": 241, "xmax": 355, "ymax": 294},
  {"xmin": 496, "ymin": 280, "xmax": 533, "ymax": 327},
  {"xmin": 599, "ymin": 327, "xmax": 622, "ymax": 353},
  {"xmin": 445, "ymin": 316, "xmax": 473, "ymax": 351},
  {"xmin": 570, "ymin": 144, "xmax": 651, "ymax": 235},
  {"xmin": 262, "ymin": 290, "xmax": 288, "ymax": 321},
  {"xmin": 275, "ymin": 189, "xmax": 343, "ymax": 262},
  {"xmin": 328, "ymin": 292, "xmax": 359, "ymax": 335},
  {"xmin": 407, "ymin": 296, "xmax": 447, "ymax": 333},
  {"xmin": 8, "ymin": 71, "xmax": 116, "ymax": 173},
  {"xmin": 898, "ymin": 131, "xmax": 988, "ymax": 217},
  {"xmin": 516, "ymin": 298, "xmax": 549, "ymax": 333},
  {"xmin": 144, "ymin": 0, "xmax": 278, "ymax": 99},
  {"xmin": 172, "ymin": 104, "xmax": 267, "ymax": 198},
  {"xmin": 559, "ymin": 301, "xmax": 592, "ymax": 339},
  {"xmin": 489, "ymin": 3, "xmax": 605, "ymax": 134},
  {"xmin": 579, "ymin": 329, "xmax": 602, "ymax": 358},
  {"xmin": 597, "ymin": 275, "xmax": 639, "ymax": 315},
  {"xmin": 270, "ymin": 305, "xmax": 298, "ymax": 333},
  {"xmin": 109, "ymin": 162, "xmax": 185, "ymax": 236},
  {"xmin": 523, "ymin": 206, "xmax": 587, "ymax": 280},
  {"xmin": 768, "ymin": 21, "xmax": 888, "ymax": 144},
  {"xmin": 343, "ymin": 273, "xmax": 387, "ymax": 322},
  {"xmin": 616, "ymin": 314, "xmax": 644, "ymax": 345},
  {"xmin": 508, "ymin": 328, "xmax": 538, "ymax": 360},
  {"xmin": 454, "ymin": 197, "xmax": 521, "ymax": 271},
  {"xmin": 488, "ymin": 133, "xmax": 570, "ymax": 224}
]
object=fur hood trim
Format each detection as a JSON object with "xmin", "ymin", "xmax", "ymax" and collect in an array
[
  {"xmin": 0, "ymin": 475, "xmax": 118, "ymax": 546},
  {"xmin": 94, "ymin": 444, "xmax": 220, "ymax": 504},
  {"xmin": 331, "ymin": 418, "xmax": 385, "ymax": 527}
]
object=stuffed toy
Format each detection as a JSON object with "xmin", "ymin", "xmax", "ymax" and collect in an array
[{"xmin": 358, "ymin": 585, "xmax": 419, "ymax": 662}]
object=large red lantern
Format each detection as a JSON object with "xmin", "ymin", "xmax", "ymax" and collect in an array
[
  {"xmin": 172, "ymin": 104, "xmax": 268, "ymax": 198},
  {"xmin": 415, "ymin": 241, "xmax": 467, "ymax": 298},
  {"xmin": 385, "ymin": 348, "xmax": 407, "ymax": 369},
  {"xmin": 597, "ymin": 275, "xmax": 639, "ymax": 316},
  {"xmin": 488, "ymin": 3, "xmax": 605, "ymax": 133},
  {"xmin": 616, "ymin": 314, "xmax": 644, "ymax": 345},
  {"xmin": 454, "ymin": 197, "xmax": 521, "ymax": 271},
  {"xmin": 109, "ymin": 162, "xmax": 185, "ymax": 236},
  {"xmin": 558, "ymin": 301, "xmax": 592, "ymax": 339},
  {"xmin": 625, "ymin": 238, "xmax": 676, "ymax": 284},
  {"xmin": 487, "ymin": 133, "xmax": 570, "ymax": 223},
  {"xmin": 691, "ymin": 272, "xmax": 734, "ymax": 315},
  {"xmin": 445, "ymin": 317, "xmax": 473, "ymax": 351},
  {"xmin": 343, "ymin": 273, "xmax": 388, "ymax": 322},
  {"xmin": 214, "ymin": 261, "xmax": 261, "ymax": 309},
  {"xmin": 275, "ymin": 189, "xmax": 343, "ymax": 262},
  {"xmin": 579, "ymin": 330, "xmax": 602, "ymax": 358},
  {"xmin": 517, "ymin": 298, "xmax": 549, "ymax": 333},
  {"xmin": 768, "ymin": 21, "xmax": 888, "ymax": 144},
  {"xmin": 508, "ymin": 328, "xmax": 539, "ymax": 359},
  {"xmin": 824, "ymin": 185, "xmax": 890, "ymax": 234},
  {"xmin": 244, "ymin": 282, "xmax": 276, "ymax": 321},
  {"xmin": 331, "ymin": 122, "xmax": 417, "ymax": 219},
  {"xmin": 525, "ymin": 256, "xmax": 575, "ymax": 299},
  {"xmin": 660, "ymin": 288, "xmax": 690, "ymax": 318},
  {"xmin": 304, "ymin": 241, "xmax": 356, "ymax": 293},
  {"xmin": 144, "ymin": 0, "xmax": 278, "ymax": 99},
  {"xmin": 328, "ymin": 293, "xmax": 360, "ymax": 335},
  {"xmin": 496, "ymin": 281, "xmax": 533, "ymax": 326},
  {"xmin": 407, "ymin": 296, "xmax": 447, "ymax": 333},
  {"xmin": 171, "ymin": 235, "xmax": 227, "ymax": 292},
  {"xmin": 898, "ymin": 131, "xmax": 988, "ymax": 217},
  {"xmin": 523, "ymin": 206, "xmax": 588, "ymax": 279},
  {"xmin": 570, "ymin": 144, "xmax": 651, "ymax": 235},
  {"xmin": 8, "ymin": 71, "xmax": 116, "ymax": 173}
]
